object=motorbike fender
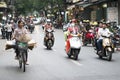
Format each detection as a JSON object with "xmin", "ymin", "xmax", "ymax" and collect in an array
[{"xmin": 106, "ymin": 47, "xmax": 112, "ymax": 52}]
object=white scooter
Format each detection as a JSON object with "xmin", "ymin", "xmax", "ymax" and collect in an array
[{"xmin": 66, "ymin": 33, "xmax": 82, "ymax": 60}]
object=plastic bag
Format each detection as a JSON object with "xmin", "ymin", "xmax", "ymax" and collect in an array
[
  {"xmin": 5, "ymin": 40, "xmax": 16, "ymax": 50},
  {"xmin": 28, "ymin": 39, "xmax": 36, "ymax": 50},
  {"xmin": 18, "ymin": 34, "xmax": 32, "ymax": 42}
]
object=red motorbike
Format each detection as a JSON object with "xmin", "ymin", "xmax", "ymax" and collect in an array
[{"xmin": 83, "ymin": 29, "xmax": 95, "ymax": 46}]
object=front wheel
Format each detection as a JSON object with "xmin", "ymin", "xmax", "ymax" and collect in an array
[
  {"xmin": 47, "ymin": 40, "xmax": 53, "ymax": 49},
  {"xmin": 19, "ymin": 56, "xmax": 22, "ymax": 69},
  {"xmin": 106, "ymin": 50, "xmax": 112, "ymax": 61},
  {"xmin": 74, "ymin": 49, "xmax": 80, "ymax": 60},
  {"xmin": 22, "ymin": 52, "xmax": 27, "ymax": 72},
  {"xmin": 99, "ymin": 55, "xmax": 103, "ymax": 59},
  {"xmin": 74, "ymin": 54, "xmax": 78, "ymax": 60},
  {"xmin": 68, "ymin": 54, "xmax": 71, "ymax": 58}
]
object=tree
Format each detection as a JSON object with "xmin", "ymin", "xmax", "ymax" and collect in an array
[{"xmin": 14, "ymin": 0, "xmax": 65, "ymax": 15}]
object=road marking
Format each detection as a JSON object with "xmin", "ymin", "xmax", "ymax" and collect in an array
[
  {"xmin": 71, "ymin": 60, "xmax": 83, "ymax": 66},
  {"xmin": 52, "ymin": 49, "xmax": 57, "ymax": 51}
]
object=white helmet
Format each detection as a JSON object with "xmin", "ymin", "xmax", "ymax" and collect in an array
[{"xmin": 46, "ymin": 19, "xmax": 51, "ymax": 23}]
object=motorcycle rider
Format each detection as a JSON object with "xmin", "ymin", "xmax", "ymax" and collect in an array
[
  {"xmin": 96, "ymin": 22, "xmax": 112, "ymax": 54},
  {"xmin": 67, "ymin": 19, "xmax": 81, "ymax": 39},
  {"xmin": 94, "ymin": 22, "xmax": 103, "ymax": 50},
  {"xmin": 44, "ymin": 19, "xmax": 54, "ymax": 45},
  {"xmin": 12, "ymin": 20, "xmax": 29, "ymax": 65},
  {"xmin": 44, "ymin": 19, "xmax": 54, "ymax": 32}
]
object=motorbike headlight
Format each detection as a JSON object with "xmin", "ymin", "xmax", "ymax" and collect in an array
[{"xmin": 105, "ymin": 42, "xmax": 111, "ymax": 46}]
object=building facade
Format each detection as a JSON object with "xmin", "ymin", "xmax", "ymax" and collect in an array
[{"xmin": 65, "ymin": 0, "xmax": 119, "ymax": 24}]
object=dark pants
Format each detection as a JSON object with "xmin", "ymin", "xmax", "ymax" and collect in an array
[
  {"xmin": 6, "ymin": 32, "xmax": 12, "ymax": 40},
  {"xmin": 15, "ymin": 41, "xmax": 20, "ymax": 57},
  {"xmin": 96, "ymin": 39, "xmax": 103, "ymax": 51}
]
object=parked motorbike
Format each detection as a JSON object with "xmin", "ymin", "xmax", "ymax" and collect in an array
[
  {"xmin": 44, "ymin": 29, "xmax": 55, "ymax": 49},
  {"xmin": 65, "ymin": 33, "xmax": 82, "ymax": 60},
  {"xmin": 84, "ymin": 29, "xmax": 95, "ymax": 46},
  {"xmin": 113, "ymin": 29, "xmax": 120, "ymax": 47},
  {"xmin": 95, "ymin": 35, "xmax": 114, "ymax": 61}
]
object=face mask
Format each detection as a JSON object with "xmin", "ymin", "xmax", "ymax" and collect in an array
[{"xmin": 103, "ymin": 27, "xmax": 106, "ymax": 29}]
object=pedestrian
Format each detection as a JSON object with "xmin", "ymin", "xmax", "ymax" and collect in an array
[{"xmin": 5, "ymin": 21, "xmax": 13, "ymax": 40}]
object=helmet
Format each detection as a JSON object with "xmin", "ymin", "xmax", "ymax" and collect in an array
[
  {"xmin": 71, "ymin": 19, "xmax": 77, "ymax": 23},
  {"xmin": 46, "ymin": 19, "xmax": 51, "ymax": 23}
]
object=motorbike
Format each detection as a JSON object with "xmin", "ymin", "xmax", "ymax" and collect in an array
[
  {"xmin": 65, "ymin": 33, "xmax": 82, "ymax": 60},
  {"xmin": 95, "ymin": 35, "xmax": 114, "ymax": 61},
  {"xmin": 84, "ymin": 29, "xmax": 95, "ymax": 46},
  {"xmin": 44, "ymin": 29, "xmax": 55, "ymax": 49},
  {"xmin": 113, "ymin": 28, "xmax": 120, "ymax": 47},
  {"xmin": 28, "ymin": 23, "xmax": 35, "ymax": 33}
]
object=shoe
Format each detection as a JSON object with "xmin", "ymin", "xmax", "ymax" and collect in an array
[
  {"xmin": 15, "ymin": 56, "xmax": 19, "ymax": 60},
  {"xmin": 98, "ymin": 51, "xmax": 102, "ymax": 54},
  {"xmin": 25, "ymin": 61, "xmax": 29, "ymax": 65},
  {"xmin": 94, "ymin": 48, "xmax": 97, "ymax": 50}
]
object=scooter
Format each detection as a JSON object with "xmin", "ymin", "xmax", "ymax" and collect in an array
[
  {"xmin": 44, "ymin": 29, "xmax": 55, "ymax": 49},
  {"xmin": 84, "ymin": 29, "xmax": 95, "ymax": 46},
  {"xmin": 29, "ymin": 23, "xmax": 35, "ymax": 33},
  {"xmin": 65, "ymin": 33, "xmax": 82, "ymax": 60},
  {"xmin": 96, "ymin": 35, "xmax": 114, "ymax": 61}
]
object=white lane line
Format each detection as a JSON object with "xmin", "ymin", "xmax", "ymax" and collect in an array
[
  {"xmin": 71, "ymin": 60, "xmax": 83, "ymax": 66},
  {"xmin": 52, "ymin": 49, "xmax": 57, "ymax": 51}
]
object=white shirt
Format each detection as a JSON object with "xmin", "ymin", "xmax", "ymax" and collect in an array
[
  {"xmin": 98, "ymin": 28, "xmax": 111, "ymax": 39},
  {"xmin": 6, "ymin": 24, "xmax": 12, "ymax": 32},
  {"xmin": 13, "ymin": 27, "xmax": 28, "ymax": 41}
]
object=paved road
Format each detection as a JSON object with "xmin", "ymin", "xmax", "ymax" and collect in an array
[{"xmin": 0, "ymin": 25, "xmax": 120, "ymax": 80}]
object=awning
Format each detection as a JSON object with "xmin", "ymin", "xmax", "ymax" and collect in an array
[
  {"xmin": 67, "ymin": 5, "xmax": 75, "ymax": 10},
  {"xmin": 76, "ymin": 2, "xmax": 93, "ymax": 8},
  {"xmin": 82, "ymin": 3, "xmax": 93, "ymax": 8}
]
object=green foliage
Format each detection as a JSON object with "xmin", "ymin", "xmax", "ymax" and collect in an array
[{"xmin": 14, "ymin": 0, "xmax": 65, "ymax": 15}]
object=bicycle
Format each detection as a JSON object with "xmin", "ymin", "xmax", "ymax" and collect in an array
[{"xmin": 17, "ymin": 42, "xmax": 28, "ymax": 72}]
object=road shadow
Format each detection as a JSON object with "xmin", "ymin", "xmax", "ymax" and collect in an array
[
  {"xmin": 94, "ymin": 57, "xmax": 115, "ymax": 62},
  {"xmin": 64, "ymin": 56, "xmax": 82, "ymax": 62},
  {"xmin": 4, "ymin": 65, "xmax": 28, "ymax": 73}
]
